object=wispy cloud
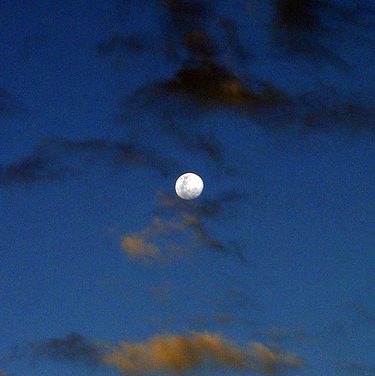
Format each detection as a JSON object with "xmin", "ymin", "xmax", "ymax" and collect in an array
[
  {"xmin": 0, "ymin": 138, "xmax": 178, "ymax": 187},
  {"xmin": 120, "ymin": 215, "xmax": 190, "ymax": 263},
  {"xmin": 120, "ymin": 189, "xmax": 247, "ymax": 264},
  {"xmin": 121, "ymin": 234, "xmax": 162, "ymax": 263},
  {"xmin": 271, "ymin": 0, "xmax": 375, "ymax": 68},
  {"xmin": 29, "ymin": 333, "xmax": 104, "ymax": 367},
  {"xmin": 0, "ymin": 157, "xmax": 65, "ymax": 186},
  {"xmin": 6, "ymin": 333, "xmax": 106, "ymax": 369},
  {"xmin": 104, "ymin": 331, "xmax": 304, "ymax": 374}
]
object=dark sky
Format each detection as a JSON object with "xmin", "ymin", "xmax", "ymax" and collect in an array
[{"xmin": 1, "ymin": 0, "xmax": 375, "ymax": 375}]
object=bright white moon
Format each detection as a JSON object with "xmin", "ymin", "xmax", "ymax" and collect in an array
[{"xmin": 175, "ymin": 172, "xmax": 204, "ymax": 200}]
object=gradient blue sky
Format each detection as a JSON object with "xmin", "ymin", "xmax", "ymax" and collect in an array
[{"xmin": 1, "ymin": 1, "xmax": 375, "ymax": 375}]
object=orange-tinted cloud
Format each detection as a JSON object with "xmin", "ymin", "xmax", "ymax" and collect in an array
[
  {"xmin": 104, "ymin": 332, "xmax": 303, "ymax": 374},
  {"xmin": 120, "ymin": 188, "xmax": 247, "ymax": 264},
  {"xmin": 120, "ymin": 215, "xmax": 189, "ymax": 262},
  {"xmin": 121, "ymin": 234, "xmax": 161, "ymax": 262}
]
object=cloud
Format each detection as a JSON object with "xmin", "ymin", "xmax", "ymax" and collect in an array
[
  {"xmin": 161, "ymin": 0, "xmax": 214, "ymax": 61},
  {"xmin": 130, "ymin": 58, "xmax": 375, "ymax": 132},
  {"xmin": 6, "ymin": 333, "xmax": 106, "ymax": 369},
  {"xmin": 157, "ymin": 189, "xmax": 246, "ymax": 218},
  {"xmin": 0, "ymin": 138, "xmax": 178, "ymax": 187},
  {"xmin": 0, "ymin": 157, "xmax": 65, "ymax": 186},
  {"xmin": 120, "ymin": 189, "xmax": 247, "ymax": 264},
  {"xmin": 120, "ymin": 215, "xmax": 189, "ymax": 263},
  {"xmin": 4, "ymin": 332, "xmax": 303, "ymax": 375},
  {"xmin": 121, "ymin": 234, "xmax": 162, "ymax": 262},
  {"xmin": 104, "ymin": 331, "xmax": 304, "ymax": 374},
  {"xmin": 29, "ymin": 333, "xmax": 104, "ymax": 367},
  {"xmin": 110, "ymin": 0, "xmax": 375, "ymax": 134},
  {"xmin": 156, "ymin": 190, "xmax": 248, "ymax": 261},
  {"xmin": 271, "ymin": 0, "xmax": 375, "ymax": 68},
  {"xmin": 130, "ymin": 60, "xmax": 290, "ymax": 120},
  {"xmin": 217, "ymin": 17, "xmax": 249, "ymax": 63},
  {"xmin": 296, "ymin": 87, "xmax": 375, "ymax": 130}
]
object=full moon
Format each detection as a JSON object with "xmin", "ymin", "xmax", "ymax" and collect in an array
[{"xmin": 175, "ymin": 172, "xmax": 204, "ymax": 200}]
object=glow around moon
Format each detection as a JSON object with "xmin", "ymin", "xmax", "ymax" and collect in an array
[{"xmin": 175, "ymin": 172, "xmax": 204, "ymax": 200}]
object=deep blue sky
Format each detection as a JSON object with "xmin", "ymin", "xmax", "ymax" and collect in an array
[{"xmin": 1, "ymin": 1, "xmax": 375, "ymax": 375}]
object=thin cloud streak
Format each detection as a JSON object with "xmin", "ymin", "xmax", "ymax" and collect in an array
[{"xmin": 0, "ymin": 138, "xmax": 178, "ymax": 187}]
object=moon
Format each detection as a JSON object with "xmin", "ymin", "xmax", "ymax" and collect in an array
[{"xmin": 175, "ymin": 172, "xmax": 204, "ymax": 200}]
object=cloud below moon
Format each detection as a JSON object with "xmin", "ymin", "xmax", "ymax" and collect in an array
[{"xmin": 104, "ymin": 332, "xmax": 304, "ymax": 374}]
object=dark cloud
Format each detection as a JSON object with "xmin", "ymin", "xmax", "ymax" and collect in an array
[
  {"xmin": 218, "ymin": 17, "xmax": 249, "ymax": 63},
  {"xmin": 182, "ymin": 30, "xmax": 216, "ymax": 60},
  {"xmin": 272, "ymin": 0, "xmax": 375, "ymax": 68},
  {"xmin": 161, "ymin": 61, "xmax": 289, "ymax": 110},
  {"xmin": 128, "ymin": 60, "xmax": 290, "ymax": 123},
  {"xmin": 294, "ymin": 86, "xmax": 375, "ymax": 131},
  {"xmin": 0, "ymin": 138, "xmax": 178, "ymax": 187},
  {"xmin": 4, "ymin": 333, "xmax": 106, "ymax": 370},
  {"xmin": 29, "ymin": 333, "xmax": 104, "ymax": 367},
  {"xmin": 106, "ymin": 1, "xmax": 375, "ymax": 135},
  {"xmin": 0, "ymin": 157, "xmax": 65, "ymax": 186}
]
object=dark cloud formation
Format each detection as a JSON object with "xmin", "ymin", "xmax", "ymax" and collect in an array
[
  {"xmin": 130, "ymin": 61, "xmax": 375, "ymax": 132},
  {"xmin": 295, "ymin": 86, "xmax": 375, "ymax": 131},
  {"xmin": 272, "ymin": 0, "xmax": 375, "ymax": 68},
  {"xmin": 161, "ymin": 0, "xmax": 215, "ymax": 62},
  {"xmin": 0, "ymin": 157, "xmax": 64, "ymax": 186},
  {"xmin": 4, "ymin": 333, "xmax": 106, "ymax": 370},
  {"xmin": 160, "ymin": 61, "xmax": 289, "ymax": 112},
  {"xmin": 126, "ymin": 60, "xmax": 291, "ymax": 131},
  {"xmin": 217, "ymin": 17, "xmax": 249, "ymax": 63},
  {"xmin": 0, "ymin": 138, "xmax": 178, "ymax": 187},
  {"xmin": 29, "ymin": 333, "xmax": 104, "ymax": 367},
  {"xmin": 104, "ymin": 0, "xmax": 375, "ymax": 136}
]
